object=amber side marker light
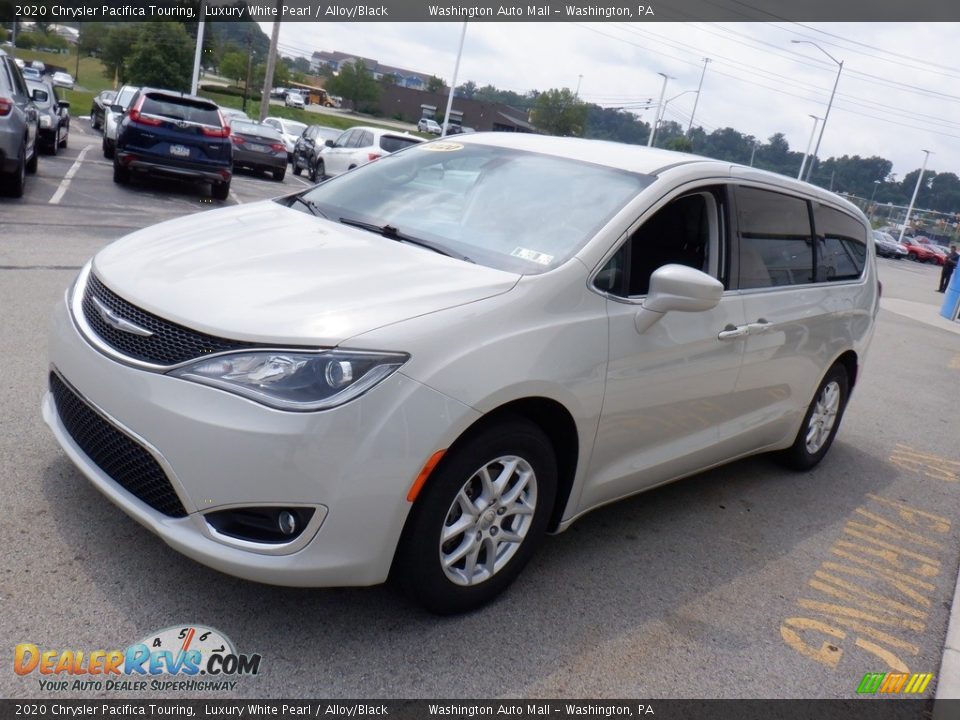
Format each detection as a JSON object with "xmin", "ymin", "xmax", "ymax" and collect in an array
[{"xmin": 407, "ymin": 450, "xmax": 446, "ymax": 502}]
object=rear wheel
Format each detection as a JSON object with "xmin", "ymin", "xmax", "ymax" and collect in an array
[
  {"xmin": 272, "ymin": 167, "xmax": 285, "ymax": 182},
  {"xmin": 112, "ymin": 158, "xmax": 129, "ymax": 184},
  {"xmin": 310, "ymin": 158, "xmax": 324, "ymax": 182},
  {"xmin": 212, "ymin": 180, "xmax": 230, "ymax": 200},
  {"xmin": 292, "ymin": 159, "xmax": 302, "ymax": 176},
  {"xmin": 778, "ymin": 363, "xmax": 849, "ymax": 471},
  {"xmin": 2, "ymin": 141, "xmax": 26, "ymax": 198},
  {"xmin": 25, "ymin": 142, "xmax": 38, "ymax": 174},
  {"xmin": 103, "ymin": 138, "xmax": 114, "ymax": 159},
  {"xmin": 393, "ymin": 418, "xmax": 557, "ymax": 615}
]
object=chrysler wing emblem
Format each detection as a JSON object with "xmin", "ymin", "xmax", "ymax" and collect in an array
[{"xmin": 91, "ymin": 297, "xmax": 154, "ymax": 337}]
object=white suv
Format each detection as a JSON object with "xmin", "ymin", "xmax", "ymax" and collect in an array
[
  {"xmin": 315, "ymin": 125, "xmax": 422, "ymax": 178},
  {"xmin": 44, "ymin": 135, "xmax": 877, "ymax": 614},
  {"xmin": 284, "ymin": 92, "xmax": 305, "ymax": 109}
]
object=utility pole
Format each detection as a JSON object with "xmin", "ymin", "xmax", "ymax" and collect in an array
[
  {"xmin": 258, "ymin": 2, "xmax": 282, "ymax": 122},
  {"xmin": 797, "ymin": 114, "xmax": 819, "ymax": 180},
  {"xmin": 647, "ymin": 72, "xmax": 671, "ymax": 148},
  {"xmin": 749, "ymin": 140, "xmax": 758, "ymax": 167},
  {"xmin": 687, "ymin": 57, "xmax": 710, "ymax": 135},
  {"xmin": 243, "ymin": 32, "xmax": 254, "ymax": 113},
  {"xmin": 441, "ymin": 21, "xmax": 468, "ymax": 138},
  {"xmin": 190, "ymin": 0, "xmax": 207, "ymax": 95},
  {"xmin": 898, "ymin": 150, "xmax": 933, "ymax": 245},
  {"xmin": 74, "ymin": 25, "xmax": 81, "ymax": 83}
]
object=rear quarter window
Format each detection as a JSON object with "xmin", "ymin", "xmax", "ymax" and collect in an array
[
  {"xmin": 813, "ymin": 205, "xmax": 867, "ymax": 281},
  {"xmin": 380, "ymin": 135, "xmax": 421, "ymax": 153}
]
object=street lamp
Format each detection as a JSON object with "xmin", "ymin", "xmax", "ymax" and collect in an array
[
  {"xmin": 868, "ymin": 179, "xmax": 881, "ymax": 221},
  {"xmin": 791, "ymin": 40, "xmax": 843, "ymax": 183},
  {"xmin": 575, "ymin": 74, "xmax": 583, "ymax": 98},
  {"xmin": 687, "ymin": 57, "xmax": 710, "ymax": 135},
  {"xmin": 797, "ymin": 114, "xmax": 820, "ymax": 180},
  {"xmin": 647, "ymin": 72, "xmax": 673, "ymax": 148},
  {"xmin": 898, "ymin": 150, "xmax": 933, "ymax": 245}
]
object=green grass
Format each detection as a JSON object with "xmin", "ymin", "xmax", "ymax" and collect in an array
[{"xmin": 14, "ymin": 48, "xmax": 114, "ymax": 94}]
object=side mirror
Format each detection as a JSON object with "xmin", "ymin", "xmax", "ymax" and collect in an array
[
  {"xmin": 324, "ymin": 139, "xmax": 334, "ymax": 147},
  {"xmin": 59, "ymin": 100, "xmax": 70, "ymax": 110},
  {"xmin": 635, "ymin": 264, "xmax": 724, "ymax": 334},
  {"xmin": 110, "ymin": 104, "xmax": 124, "ymax": 114},
  {"xmin": 31, "ymin": 89, "xmax": 48, "ymax": 102}
]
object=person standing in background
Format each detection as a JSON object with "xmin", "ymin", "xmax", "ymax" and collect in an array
[{"xmin": 939, "ymin": 245, "xmax": 959, "ymax": 293}]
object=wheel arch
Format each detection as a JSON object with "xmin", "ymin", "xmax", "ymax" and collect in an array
[{"xmin": 833, "ymin": 349, "xmax": 858, "ymax": 390}]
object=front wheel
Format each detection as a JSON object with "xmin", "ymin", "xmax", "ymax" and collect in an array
[
  {"xmin": 310, "ymin": 158, "xmax": 324, "ymax": 182},
  {"xmin": 778, "ymin": 363, "xmax": 849, "ymax": 471},
  {"xmin": 393, "ymin": 418, "xmax": 557, "ymax": 615}
]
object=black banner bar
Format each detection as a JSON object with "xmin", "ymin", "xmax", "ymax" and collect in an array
[
  {"xmin": 0, "ymin": 699, "xmax": 953, "ymax": 720},
  {"xmin": 2, "ymin": 0, "xmax": 960, "ymax": 23}
]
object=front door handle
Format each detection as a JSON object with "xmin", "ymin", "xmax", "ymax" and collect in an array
[{"xmin": 718, "ymin": 324, "xmax": 749, "ymax": 341}]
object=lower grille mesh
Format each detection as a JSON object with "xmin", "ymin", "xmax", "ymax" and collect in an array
[{"xmin": 50, "ymin": 373, "xmax": 187, "ymax": 518}]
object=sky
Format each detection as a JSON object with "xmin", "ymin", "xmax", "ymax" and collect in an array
[{"xmin": 263, "ymin": 21, "xmax": 960, "ymax": 182}]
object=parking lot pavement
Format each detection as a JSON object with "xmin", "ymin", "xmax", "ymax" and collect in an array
[{"xmin": 2, "ymin": 149, "xmax": 960, "ymax": 700}]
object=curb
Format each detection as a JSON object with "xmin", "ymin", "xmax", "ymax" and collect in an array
[{"xmin": 933, "ymin": 556, "xmax": 960, "ymax": 717}]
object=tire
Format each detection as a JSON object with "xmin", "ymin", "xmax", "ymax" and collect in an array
[
  {"xmin": 48, "ymin": 131, "xmax": 59, "ymax": 156},
  {"xmin": 292, "ymin": 160, "xmax": 302, "ymax": 176},
  {"xmin": 59, "ymin": 127, "xmax": 67, "ymax": 149},
  {"xmin": 309, "ymin": 159, "xmax": 323, "ymax": 182},
  {"xmin": 272, "ymin": 168, "xmax": 285, "ymax": 182},
  {"xmin": 211, "ymin": 180, "xmax": 230, "ymax": 200},
  {"xmin": 103, "ymin": 138, "xmax": 114, "ymax": 160},
  {"xmin": 777, "ymin": 363, "xmax": 849, "ymax": 471},
  {"xmin": 25, "ymin": 142, "xmax": 38, "ymax": 174},
  {"xmin": 112, "ymin": 158, "xmax": 129, "ymax": 184},
  {"xmin": 393, "ymin": 417, "xmax": 557, "ymax": 615},
  {"xmin": 2, "ymin": 142, "xmax": 26, "ymax": 198}
]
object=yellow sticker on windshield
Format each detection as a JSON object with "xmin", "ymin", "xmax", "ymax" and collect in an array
[{"xmin": 421, "ymin": 141, "xmax": 464, "ymax": 152}]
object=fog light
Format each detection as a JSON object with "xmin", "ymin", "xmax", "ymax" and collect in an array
[
  {"xmin": 205, "ymin": 507, "xmax": 315, "ymax": 544},
  {"xmin": 278, "ymin": 511, "xmax": 297, "ymax": 536}
]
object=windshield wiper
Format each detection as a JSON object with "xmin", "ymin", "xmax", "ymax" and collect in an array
[
  {"xmin": 338, "ymin": 217, "xmax": 473, "ymax": 263},
  {"xmin": 290, "ymin": 196, "xmax": 327, "ymax": 218}
]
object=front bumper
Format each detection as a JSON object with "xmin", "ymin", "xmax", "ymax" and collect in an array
[{"xmin": 44, "ymin": 293, "xmax": 480, "ymax": 587}]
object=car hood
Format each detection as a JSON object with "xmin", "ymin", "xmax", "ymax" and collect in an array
[{"xmin": 91, "ymin": 201, "xmax": 520, "ymax": 346}]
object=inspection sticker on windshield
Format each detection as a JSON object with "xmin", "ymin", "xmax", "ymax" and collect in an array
[
  {"xmin": 420, "ymin": 141, "xmax": 463, "ymax": 152},
  {"xmin": 511, "ymin": 247, "xmax": 554, "ymax": 265}
]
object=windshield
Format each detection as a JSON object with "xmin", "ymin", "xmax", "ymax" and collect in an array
[
  {"xmin": 298, "ymin": 141, "xmax": 653, "ymax": 273},
  {"xmin": 285, "ymin": 121, "xmax": 307, "ymax": 136},
  {"xmin": 116, "ymin": 87, "xmax": 138, "ymax": 109}
]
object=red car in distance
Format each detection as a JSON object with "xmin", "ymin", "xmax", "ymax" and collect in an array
[{"xmin": 903, "ymin": 237, "xmax": 945, "ymax": 264}]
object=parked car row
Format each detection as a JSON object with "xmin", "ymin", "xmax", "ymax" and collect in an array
[
  {"xmin": 292, "ymin": 124, "xmax": 423, "ymax": 182},
  {"xmin": 1, "ymin": 49, "xmax": 71, "ymax": 197}
]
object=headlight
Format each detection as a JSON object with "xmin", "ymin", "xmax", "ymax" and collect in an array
[
  {"xmin": 168, "ymin": 349, "xmax": 409, "ymax": 411},
  {"xmin": 40, "ymin": 115, "xmax": 52, "ymax": 128}
]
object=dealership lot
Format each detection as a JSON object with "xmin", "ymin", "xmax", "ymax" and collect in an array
[{"xmin": 2, "ymin": 124, "xmax": 960, "ymax": 699}]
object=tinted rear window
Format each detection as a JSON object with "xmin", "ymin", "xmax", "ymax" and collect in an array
[
  {"xmin": 736, "ymin": 186, "xmax": 814, "ymax": 289},
  {"xmin": 141, "ymin": 94, "xmax": 221, "ymax": 126},
  {"xmin": 379, "ymin": 135, "xmax": 421, "ymax": 153},
  {"xmin": 814, "ymin": 205, "xmax": 867, "ymax": 281}
]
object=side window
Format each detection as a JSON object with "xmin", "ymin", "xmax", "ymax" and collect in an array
[
  {"xmin": 9, "ymin": 62, "xmax": 29, "ymax": 98},
  {"xmin": 736, "ymin": 186, "xmax": 814, "ymax": 289},
  {"xmin": 0, "ymin": 60, "xmax": 12, "ymax": 94},
  {"xmin": 596, "ymin": 188, "xmax": 724, "ymax": 298},
  {"xmin": 813, "ymin": 205, "xmax": 867, "ymax": 282},
  {"xmin": 336, "ymin": 130, "xmax": 354, "ymax": 148}
]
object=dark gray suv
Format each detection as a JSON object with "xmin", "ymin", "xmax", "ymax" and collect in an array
[{"xmin": 0, "ymin": 49, "xmax": 39, "ymax": 197}]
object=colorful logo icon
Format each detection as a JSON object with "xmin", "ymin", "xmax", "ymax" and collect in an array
[{"xmin": 856, "ymin": 672, "xmax": 933, "ymax": 694}]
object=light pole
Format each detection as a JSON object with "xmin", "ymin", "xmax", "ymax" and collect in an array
[
  {"xmin": 441, "ymin": 21, "xmax": 468, "ymax": 138},
  {"xmin": 797, "ymin": 114, "xmax": 820, "ymax": 180},
  {"xmin": 749, "ymin": 139, "xmax": 758, "ymax": 167},
  {"xmin": 647, "ymin": 72, "xmax": 673, "ymax": 148},
  {"xmin": 190, "ymin": 0, "xmax": 207, "ymax": 95},
  {"xmin": 868, "ymin": 179, "xmax": 881, "ymax": 221},
  {"xmin": 575, "ymin": 74, "xmax": 583, "ymax": 98},
  {"xmin": 687, "ymin": 57, "xmax": 710, "ymax": 135},
  {"xmin": 791, "ymin": 40, "xmax": 843, "ymax": 183},
  {"xmin": 898, "ymin": 150, "xmax": 932, "ymax": 245}
]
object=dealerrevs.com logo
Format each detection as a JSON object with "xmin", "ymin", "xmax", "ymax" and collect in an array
[{"xmin": 14, "ymin": 625, "xmax": 262, "ymax": 692}]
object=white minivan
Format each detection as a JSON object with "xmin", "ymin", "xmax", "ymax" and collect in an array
[{"xmin": 44, "ymin": 134, "xmax": 877, "ymax": 614}]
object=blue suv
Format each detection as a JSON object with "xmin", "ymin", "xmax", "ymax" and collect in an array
[{"xmin": 113, "ymin": 88, "xmax": 232, "ymax": 199}]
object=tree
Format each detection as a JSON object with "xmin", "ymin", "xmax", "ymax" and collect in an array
[
  {"xmin": 325, "ymin": 60, "xmax": 380, "ymax": 111},
  {"xmin": 664, "ymin": 136, "xmax": 693, "ymax": 153},
  {"xmin": 531, "ymin": 88, "xmax": 587, "ymax": 137},
  {"xmin": 101, "ymin": 24, "xmax": 142, "ymax": 84},
  {"xmin": 456, "ymin": 80, "xmax": 478, "ymax": 99},
  {"xmin": 380, "ymin": 72, "xmax": 398, "ymax": 86},
  {"xmin": 219, "ymin": 51, "xmax": 247, "ymax": 86},
  {"xmin": 78, "ymin": 22, "xmax": 109, "ymax": 57},
  {"xmin": 426, "ymin": 75, "xmax": 445, "ymax": 93},
  {"xmin": 126, "ymin": 23, "xmax": 194, "ymax": 91}
]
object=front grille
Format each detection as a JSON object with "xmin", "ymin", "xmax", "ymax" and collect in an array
[
  {"xmin": 50, "ymin": 373, "xmax": 188, "ymax": 518},
  {"xmin": 81, "ymin": 273, "xmax": 255, "ymax": 366}
]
